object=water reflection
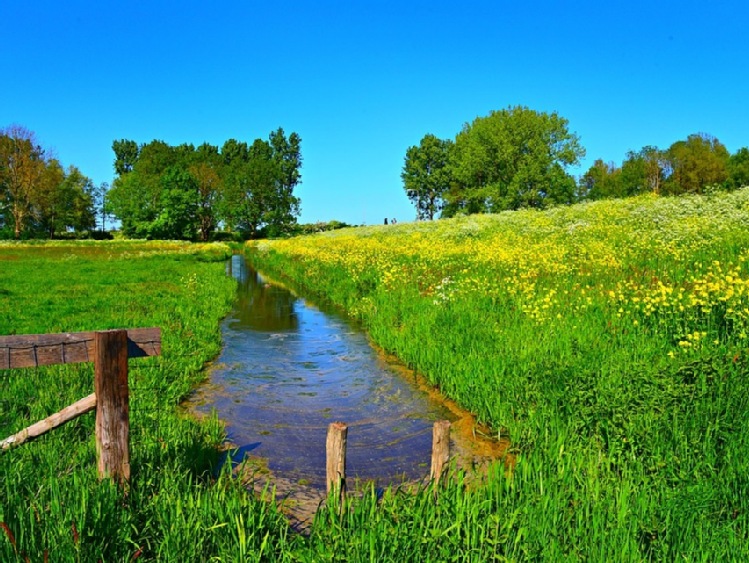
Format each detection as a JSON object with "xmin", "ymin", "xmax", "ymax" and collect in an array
[
  {"xmin": 226, "ymin": 255, "xmax": 299, "ymax": 332},
  {"xmin": 191, "ymin": 255, "xmax": 455, "ymax": 490}
]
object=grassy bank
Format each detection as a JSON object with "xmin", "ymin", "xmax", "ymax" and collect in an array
[
  {"xmin": 0, "ymin": 241, "xmax": 301, "ymax": 561},
  {"xmin": 249, "ymin": 190, "xmax": 749, "ymax": 560}
]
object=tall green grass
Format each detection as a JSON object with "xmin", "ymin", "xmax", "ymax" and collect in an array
[
  {"xmin": 0, "ymin": 242, "xmax": 300, "ymax": 561},
  {"xmin": 249, "ymin": 191, "xmax": 749, "ymax": 560},
  {"xmin": 5, "ymin": 203, "xmax": 749, "ymax": 561}
]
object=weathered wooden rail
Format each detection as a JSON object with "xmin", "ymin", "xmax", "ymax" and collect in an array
[
  {"xmin": 0, "ymin": 328, "xmax": 161, "ymax": 484},
  {"xmin": 3, "ymin": 327, "xmax": 453, "ymax": 497}
]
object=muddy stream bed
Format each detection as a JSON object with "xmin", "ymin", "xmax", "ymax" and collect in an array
[{"xmin": 184, "ymin": 254, "xmax": 506, "ymax": 529}]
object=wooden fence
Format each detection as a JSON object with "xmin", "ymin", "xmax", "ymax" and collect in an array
[
  {"xmin": 0, "ymin": 328, "xmax": 161, "ymax": 484},
  {"xmin": 325, "ymin": 418, "xmax": 452, "ymax": 506},
  {"xmin": 2, "ymin": 327, "xmax": 452, "ymax": 498}
]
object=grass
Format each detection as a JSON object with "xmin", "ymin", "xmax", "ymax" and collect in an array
[
  {"xmin": 0, "ymin": 241, "xmax": 299, "ymax": 561},
  {"xmin": 5, "ymin": 190, "xmax": 749, "ymax": 560},
  {"xmin": 248, "ymin": 189, "xmax": 749, "ymax": 560}
]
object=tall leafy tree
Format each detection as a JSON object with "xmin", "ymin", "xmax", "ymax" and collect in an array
[
  {"xmin": 108, "ymin": 140, "xmax": 167, "ymax": 238},
  {"xmin": 109, "ymin": 129, "xmax": 302, "ymax": 240},
  {"xmin": 445, "ymin": 106, "xmax": 584, "ymax": 215},
  {"xmin": 267, "ymin": 128, "xmax": 302, "ymax": 236},
  {"xmin": 150, "ymin": 166, "xmax": 199, "ymax": 239},
  {"xmin": 36, "ymin": 164, "xmax": 96, "ymax": 237},
  {"xmin": 93, "ymin": 181, "xmax": 110, "ymax": 232},
  {"xmin": 32, "ymin": 159, "xmax": 66, "ymax": 237},
  {"xmin": 618, "ymin": 146, "xmax": 667, "ymax": 196},
  {"xmin": 579, "ymin": 159, "xmax": 622, "ymax": 200},
  {"xmin": 112, "ymin": 139, "xmax": 140, "ymax": 175},
  {"xmin": 222, "ymin": 139, "xmax": 279, "ymax": 237},
  {"xmin": 663, "ymin": 134, "xmax": 730, "ymax": 194},
  {"xmin": 401, "ymin": 134, "xmax": 452, "ymax": 220},
  {"xmin": 727, "ymin": 147, "xmax": 749, "ymax": 189},
  {"xmin": 0, "ymin": 125, "xmax": 47, "ymax": 238},
  {"xmin": 189, "ymin": 143, "xmax": 223, "ymax": 241}
]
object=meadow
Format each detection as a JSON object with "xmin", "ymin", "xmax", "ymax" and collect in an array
[
  {"xmin": 248, "ymin": 189, "xmax": 749, "ymax": 560},
  {"xmin": 4, "ymin": 188, "xmax": 749, "ymax": 561},
  {"xmin": 0, "ymin": 241, "xmax": 519, "ymax": 562},
  {"xmin": 0, "ymin": 241, "xmax": 301, "ymax": 561}
]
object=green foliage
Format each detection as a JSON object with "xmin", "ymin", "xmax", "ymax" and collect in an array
[
  {"xmin": 663, "ymin": 133, "xmax": 730, "ymax": 194},
  {"xmin": 295, "ymin": 220, "xmax": 353, "ymax": 235},
  {"xmin": 579, "ymin": 159, "xmax": 623, "ymax": 200},
  {"xmin": 401, "ymin": 107, "xmax": 585, "ymax": 219},
  {"xmin": 108, "ymin": 130, "xmax": 302, "ymax": 241},
  {"xmin": 401, "ymin": 134, "xmax": 452, "ymax": 220},
  {"xmin": 728, "ymin": 147, "xmax": 749, "ymax": 189},
  {"xmin": 621, "ymin": 145, "xmax": 666, "ymax": 195},
  {"xmin": 444, "ymin": 106, "xmax": 585, "ymax": 215},
  {"xmin": 0, "ymin": 241, "xmax": 305, "ymax": 561},
  {"xmin": 249, "ymin": 190, "xmax": 749, "ymax": 559},
  {"xmin": 581, "ymin": 134, "xmax": 742, "ymax": 200},
  {"xmin": 150, "ymin": 167, "xmax": 199, "ymax": 239},
  {"xmin": 0, "ymin": 125, "xmax": 96, "ymax": 239}
]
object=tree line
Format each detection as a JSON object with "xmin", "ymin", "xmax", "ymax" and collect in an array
[
  {"xmin": 402, "ymin": 106, "xmax": 749, "ymax": 220},
  {"xmin": 108, "ymin": 128, "xmax": 302, "ymax": 240},
  {"xmin": 0, "ymin": 125, "xmax": 102, "ymax": 239},
  {"xmin": 0, "ymin": 125, "xmax": 303, "ymax": 240}
]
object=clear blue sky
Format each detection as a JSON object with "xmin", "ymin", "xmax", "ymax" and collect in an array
[{"xmin": 2, "ymin": 1, "xmax": 747, "ymax": 226}]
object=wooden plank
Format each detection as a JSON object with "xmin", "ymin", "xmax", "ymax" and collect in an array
[
  {"xmin": 0, "ymin": 327, "xmax": 160, "ymax": 370},
  {"xmin": 0, "ymin": 393, "xmax": 97, "ymax": 450},
  {"xmin": 430, "ymin": 420, "xmax": 451, "ymax": 487},
  {"xmin": 326, "ymin": 421, "xmax": 348, "ymax": 507},
  {"xmin": 95, "ymin": 330, "xmax": 130, "ymax": 484}
]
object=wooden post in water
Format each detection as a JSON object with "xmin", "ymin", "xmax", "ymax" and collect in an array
[
  {"xmin": 326, "ymin": 421, "xmax": 348, "ymax": 506},
  {"xmin": 94, "ymin": 330, "xmax": 130, "ymax": 484},
  {"xmin": 430, "ymin": 420, "xmax": 451, "ymax": 487}
]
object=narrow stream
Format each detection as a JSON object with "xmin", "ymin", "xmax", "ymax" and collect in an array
[{"xmin": 186, "ymin": 255, "xmax": 503, "ymax": 524}]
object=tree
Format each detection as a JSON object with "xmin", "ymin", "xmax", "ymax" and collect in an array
[
  {"xmin": 267, "ymin": 128, "xmax": 302, "ymax": 236},
  {"xmin": 401, "ymin": 134, "xmax": 452, "ymax": 220},
  {"xmin": 29, "ymin": 162, "xmax": 96, "ymax": 238},
  {"xmin": 189, "ymin": 153, "xmax": 223, "ymax": 241},
  {"xmin": 0, "ymin": 125, "xmax": 47, "ymax": 238},
  {"xmin": 727, "ymin": 147, "xmax": 749, "ymax": 189},
  {"xmin": 222, "ymin": 139, "xmax": 279, "ymax": 237},
  {"xmin": 219, "ymin": 131, "xmax": 302, "ymax": 238},
  {"xmin": 150, "ymin": 167, "xmax": 199, "ymax": 239},
  {"xmin": 31, "ymin": 158, "xmax": 66, "ymax": 237},
  {"xmin": 579, "ymin": 159, "xmax": 622, "ymax": 200},
  {"xmin": 108, "ymin": 129, "xmax": 302, "ymax": 240},
  {"xmin": 112, "ymin": 139, "xmax": 140, "ymax": 176},
  {"xmin": 93, "ymin": 181, "xmax": 110, "ymax": 232},
  {"xmin": 107, "ymin": 139, "xmax": 184, "ymax": 238},
  {"xmin": 444, "ymin": 106, "xmax": 584, "ymax": 215},
  {"xmin": 619, "ymin": 146, "xmax": 667, "ymax": 196},
  {"xmin": 663, "ymin": 134, "xmax": 729, "ymax": 194}
]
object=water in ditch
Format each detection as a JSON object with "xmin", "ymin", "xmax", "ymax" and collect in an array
[{"xmin": 185, "ymin": 254, "xmax": 505, "ymax": 527}]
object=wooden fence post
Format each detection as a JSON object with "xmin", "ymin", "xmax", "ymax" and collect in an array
[
  {"xmin": 326, "ymin": 421, "xmax": 348, "ymax": 507},
  {"xmin": 430, "ymin": 420, "xmax": 451, "ymax": 487},
  {"xmin": 94, "ymin": 330, "xmax": 130, "ymax": 484}
]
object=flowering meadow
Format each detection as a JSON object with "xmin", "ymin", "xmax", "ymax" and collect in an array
[{"xmin": 249, "ymin": 189, "xmax": 749, "ymax": 559}]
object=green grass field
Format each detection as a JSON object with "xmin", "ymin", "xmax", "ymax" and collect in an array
[
  {"xmin": 249, "ymin": 189, "xmax": 749, "ymax": 560},
  {"xmin": 0, "ymin": 241, "xmax": 301, "ymax": 561},
  {"xmin": 4, "ymin": 190, "xmax": 749, "ymax": 561}
]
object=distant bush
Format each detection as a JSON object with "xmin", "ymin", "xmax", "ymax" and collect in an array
[{"xmin": 295, "ymin": 220, "xmax": 354, "ymax": 235}]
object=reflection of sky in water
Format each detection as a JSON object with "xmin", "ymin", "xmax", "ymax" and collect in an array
[{"xmin": 193, "ymin": 255, "xmax": 453, "ymax": 489}]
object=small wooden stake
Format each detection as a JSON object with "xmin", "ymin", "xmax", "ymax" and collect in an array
[
  {"xmin": 94, "ymin": 330, "xmax": 130, "ymax": 484},
  {"xmin": 430, "ymin": 420, "xmax": 451, "ymax": 486},
  {"xmin": 1, "ymin": 393, "xmax": 96, "ymax": 450},
  {"xmin": 326, "ymin": 421, "xmax": 348, "ymax": 506}
]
